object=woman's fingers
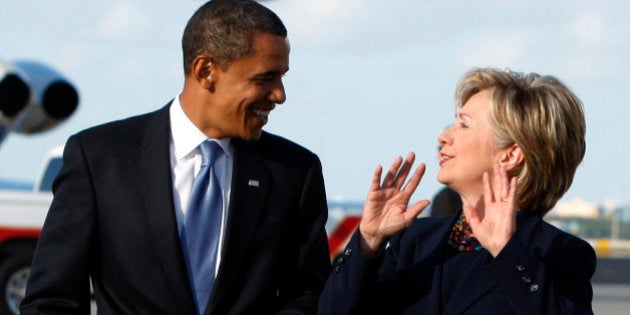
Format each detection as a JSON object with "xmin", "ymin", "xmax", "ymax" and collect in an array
[
  {"xmin": 369, "ymin": 165, "xmax": 384, "ymax": 192},
  {"xmin": 403, "ymin": 162, "xmax": 425, "ymax": 195},
  {"xmin": 499, "ymin": 164, "xmax": 509, "ymax": 203},
  {"xmin": 507, "ymin": 176, "xmax": 517, "ymax": 206},
  {"xmin": 482, "ymin": 171, "xmax": 493, "ymax": 205},
  {"xmin": 381, "ymin": 156, "xmax": 403, "ymax": 188},
  {"xmin": 393, "ymin": 152, "xmax": 416, "ymax": 189},
  {"xmin": 374, "ymin": 153, "xmax": 418, "ymax": 191},
  {"xmin": 486, "ymin": 163, "xmax": 511, "ymax": 203},
  {"xmin": 405, "ymin": 199, "xmax": 431, "ymax": 222}
]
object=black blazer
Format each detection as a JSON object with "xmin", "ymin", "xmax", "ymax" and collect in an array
[
  {"xmin": 21, "ymin": 105, "xmax": 331, "ymax": 315},
  {"xmin": 318, "ymin": 210, "xmax": 596, "ymax": 315}
]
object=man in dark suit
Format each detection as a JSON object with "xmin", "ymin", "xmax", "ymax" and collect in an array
[{"xmin": 21, "ymin": 1, "xmax": 331, "ymax": 314}]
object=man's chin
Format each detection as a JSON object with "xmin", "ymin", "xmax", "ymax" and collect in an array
[{"xmin": 242, "ymin": 129, "xmax": 263, "ymax": 141}]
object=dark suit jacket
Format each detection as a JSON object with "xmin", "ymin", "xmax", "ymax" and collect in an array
[
  {"xmin": 21, "ymin": 105, "xmax": 331, "ymax": 315},
  {"xmin": 318, "ymin": 210, "xmax": 596, "ymax": 315}
]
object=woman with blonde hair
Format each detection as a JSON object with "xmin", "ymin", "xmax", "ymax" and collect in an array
[{"xmin": 318, "ymin": 68, "xmax": 595, "ymax": 314}]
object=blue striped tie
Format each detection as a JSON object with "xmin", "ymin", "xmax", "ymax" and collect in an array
[{"xmin": 182, "ymin": 140, "xmax": 223, "ymax": 314}]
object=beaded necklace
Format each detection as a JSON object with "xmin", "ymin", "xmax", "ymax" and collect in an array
[{"xmin": 447, "ymin": 214, "xmax": 483, "ymax": 252}]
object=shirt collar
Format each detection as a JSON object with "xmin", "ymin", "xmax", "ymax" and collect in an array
[{"xmin": 169, "ymin": 96, "xmax": 233, "ymax": 161}]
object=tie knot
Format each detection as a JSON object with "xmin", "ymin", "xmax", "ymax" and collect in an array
[{"xmin": 199, "ymin": 140, "xmax": 221, "ymax": 167}]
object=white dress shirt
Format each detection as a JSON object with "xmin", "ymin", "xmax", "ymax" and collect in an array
[{"xmin": 169, "ymin": 96, "xmax": 233, "ymax": 276}]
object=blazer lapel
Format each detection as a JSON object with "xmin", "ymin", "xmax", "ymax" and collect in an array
[
  {"xmin": 134, "ymin": 105, "xmax": 196, "ymax": 313},
  {"xmin": 415, "ymin": 213, "xmax": 459, "ymax": 314},
  {"xmin": 512, "ymin": 210, "xmax": 542, "ymax": 247},
  {"xmin": 442, "ymin": 210, "xmax": 542, "ymax": 314},
  {"xmin": 441, "ymin": 251, "xmax": 497, "ymax": 314},
  {"xmin": 206, "ymin": 138, "xmax": 271, "ymax": 313},
  {"xmin": 390, "ymin": 214, "xmax": 457, "ymax": 314}
]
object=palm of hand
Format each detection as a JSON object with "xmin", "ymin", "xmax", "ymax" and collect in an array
[
  {"xmin": 465, "ymin": 164, "xmax": 517, "ymax": 257},
  {"xmin": 361, "ymin": 188, "xmax": 413, "ymax": 241},
  {"xmin": 358, "ymin": 153, "xmax": 430, "ymax": 254}
]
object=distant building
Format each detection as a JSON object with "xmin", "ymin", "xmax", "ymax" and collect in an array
[{"xmin": 552, "ymin": 197, "xmax": 600, "ymax": 219}]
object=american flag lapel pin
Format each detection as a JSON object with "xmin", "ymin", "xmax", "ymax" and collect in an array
[{"xmin": 248, "ymin": 179, "xmax": 260, "ymax": 187}]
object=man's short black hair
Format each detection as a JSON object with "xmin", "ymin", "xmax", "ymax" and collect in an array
[{"xmin": 182, "ymin": 0, "xmax": 287, "ymax": 74}]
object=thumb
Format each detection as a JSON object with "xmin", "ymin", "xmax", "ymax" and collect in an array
[
  {"xmin": 463, "ymin": 204, "xmax": 480, "ymax": 225},
  {"xmin": 404, "ymin": 200, "xmax": 431, "ymax": 223}
]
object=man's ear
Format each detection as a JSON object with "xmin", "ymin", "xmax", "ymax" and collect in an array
[
  {"xmin": 500, "ymin": 143, "xmax": 524, "ymax": 171},
  {"xmin": 191, "ymin": 56, "xmax": 215, "ymax": 90}
]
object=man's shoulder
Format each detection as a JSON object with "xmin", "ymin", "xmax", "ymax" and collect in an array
[
  {"xmin": 261, "ymin": 131, "xmax": 315, "ymax": 154},
  {"xmin": 74, "ymin": 105, "xmax": 169, "ymax": 142},
  {"xmin": 237, "ymin": 130, "xmax": 320, "ymax": 165}
]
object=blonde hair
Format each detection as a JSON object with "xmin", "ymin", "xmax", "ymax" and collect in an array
[{"xmin": 455, "ymin": 68, "xmax": 586, "ymax": 215}]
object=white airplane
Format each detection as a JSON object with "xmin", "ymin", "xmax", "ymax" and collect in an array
[
  {"xmin": 0, "ymin": 59, "xmax": 78, "ymax": 150},
  {"xmin": 0, "ymin": 59, "xmax": 78, "ymax": 315}
]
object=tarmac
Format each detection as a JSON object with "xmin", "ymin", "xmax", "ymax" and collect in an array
[
  {"xmin": 593, "ymin": 283, "xmax": 630, "ymax": 314},
  {"xmin": 85, "ymin": 258, "xmax": 630, "ymax": 314},
  {"xmin": 87, "ymin": 283, "xmax": 629, "ymax": 314}
]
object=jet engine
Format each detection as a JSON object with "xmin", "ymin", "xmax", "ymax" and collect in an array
[
  {"xmin": 0, "ymin": 61, "xmax": 30, "ymax": 138},
  {"xmin": 0, "ymin": 59, "xmax": 79, "ymax": 146}
]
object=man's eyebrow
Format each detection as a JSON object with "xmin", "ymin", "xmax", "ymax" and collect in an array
[{"xmin": 253, "ymin": 68, "xmax": 289, "ymax": 78}]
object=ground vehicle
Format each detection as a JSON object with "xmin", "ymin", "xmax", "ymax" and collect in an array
[
  {"xmin": 326, "ymin": 201, "xmax": 363, "ymax": 259},
  {"xmin": 1, "ymin": 58, "xmax": 78, "ymax": 313},
  {"xmin": 0, "ymin": 146, "xmax": 361, "ymax": 314},
  {"xmin": 0, "ymin": 147, "xmax": 63, "ymax": 314}
]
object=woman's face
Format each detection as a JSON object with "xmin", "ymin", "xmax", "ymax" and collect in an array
[{"xmin": 437, "ymin": 90, "xmax": 505, "ymax": 198}]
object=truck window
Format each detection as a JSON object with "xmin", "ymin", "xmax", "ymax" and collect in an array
[{"xmin": 38, "ymin": 157, "xmax": 63, "ymax": 192}]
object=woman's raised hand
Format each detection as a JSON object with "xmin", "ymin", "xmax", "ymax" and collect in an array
[
  {"xmin": 464, "ymin": 163, "xmax": 518, "ymax": 257},
  {"xmin": 358, "ymin": 152, "xmax": 431, "ymax": 257}
]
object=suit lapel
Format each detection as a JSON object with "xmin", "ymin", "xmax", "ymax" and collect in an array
[
  {"xmin": 441, "ymin": 251, "xmax": 496, "ymax": 314},
  {"xmin": 207, "ymin": 138, "xmax": 271, "ymax": 313},
  {"xmin": 443, "ymin": 210, "xmax": 542, "ymax": 314},
  {"xmin": 412, "ymin": 213, "xmax": 459, "ymax": 314},
  {"xmin": 513, "ymin": 210, "xmax": 542, "ymax": 247},
  {"xmin": 134, "ymin": 105, "xmax": 196, "ymax": 314},
  {"xmin": 387, "ymin": 214, "xmax": 456, "ymax": 314}
]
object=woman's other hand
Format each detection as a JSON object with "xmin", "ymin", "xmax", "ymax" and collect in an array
[{"xmin": 464, "ymin": 163, "xmax": 517, "ymax": 257}]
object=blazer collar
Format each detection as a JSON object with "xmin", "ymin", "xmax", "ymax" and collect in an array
[
  {"xmin": 395, "ymin": 213, "xmax": 459, "ymax": 314},
  {"xmin": 206, "ymin": 136, "xmax": 271, "ymax": 314},
  {"xmin": 134, "ymin": 103, "xmax": 197, "ymax": 314},
  {"xmin": 443, "ymin": 209, "xmax": 543, "ymax": 314}
]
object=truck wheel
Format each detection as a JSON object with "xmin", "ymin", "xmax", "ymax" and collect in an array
[{"xmin": 0, "ymin": 251, "xmax": 33, "ymax": 315}]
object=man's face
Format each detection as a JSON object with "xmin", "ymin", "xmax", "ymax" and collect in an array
[{"xmin": 205, "ymin": 32, "xmax": 290, "ymax": 140}]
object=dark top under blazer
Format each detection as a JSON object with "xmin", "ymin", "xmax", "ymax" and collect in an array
[
  {"xmin": 318, "ymin": 210, "xmax": 596, "ymax": 315},
  {"xmin": 21, "ymin": 104, "xmax": 331, "ymax": 315}
]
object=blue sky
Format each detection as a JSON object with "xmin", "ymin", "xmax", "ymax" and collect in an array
[{"xmin": 1, "ymin": 0, "xmax": 629, "ymax": 208}]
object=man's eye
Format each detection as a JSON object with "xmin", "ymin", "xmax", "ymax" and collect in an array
[{"xmin": 459, "ymin": 122, "xmax": 468, "ymax": 128}]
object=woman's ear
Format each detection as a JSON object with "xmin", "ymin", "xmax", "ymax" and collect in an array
[
  {"xmin": 501, "ymin": 143, "xmax": 524, "ymax": 171},
  {"xmin": 191, "ymin": 56, "xmax": 215, "ymax": 90}
]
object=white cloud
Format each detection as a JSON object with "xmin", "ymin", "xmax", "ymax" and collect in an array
[
  {"xmin": 274, "ymin": 0, "xmax": 372, "ymax": 46},
  {"xmin": 565, "ymin": 10, "xmax": 607, "ymax": 48},
  {"xmin": 563, "ymin": 8, "xmax": 629, "ymax": 51},
  {"xmin": 98, "ymin": 2, "xmax": 151, "ymax": 40},
  {"xmin": 57, "ymin": 43, "xmax": 90, "ymax": 73},
  {"xmin": 455, "ymin": 30, "xmax": 539, "ymax": 69},
  {"xmin": 554, "ymin": 9, "xmax": 630, "ymax": 78}
]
